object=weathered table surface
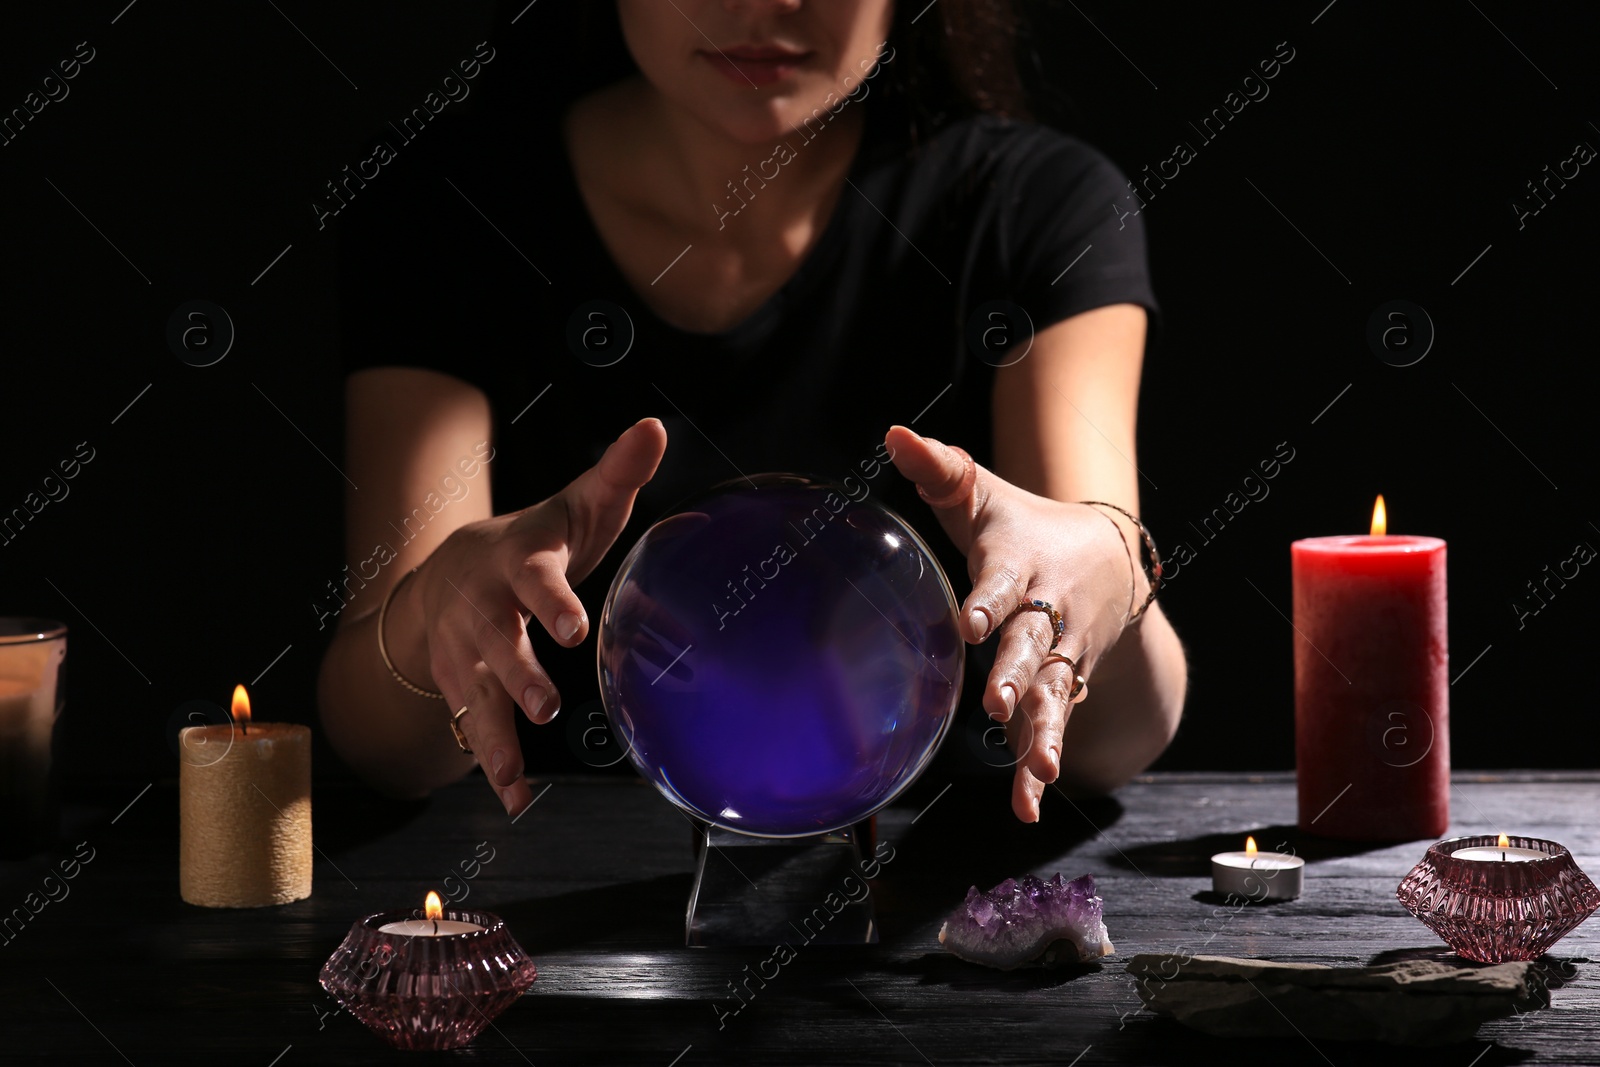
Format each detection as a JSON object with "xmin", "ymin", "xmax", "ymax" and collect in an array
[{"xmin": 3, "ymin": 771, "xmax": 1597, "ymax": 1066}]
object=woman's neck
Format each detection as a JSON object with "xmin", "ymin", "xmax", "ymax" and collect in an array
[{"xmin": 607, "ymin": 75, "xmax": 867, "ymax": 243}]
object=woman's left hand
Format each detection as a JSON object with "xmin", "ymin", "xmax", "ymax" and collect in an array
[{"xmin": 884, "ymin": 425, "xmax": 1138, "ymax": 823}]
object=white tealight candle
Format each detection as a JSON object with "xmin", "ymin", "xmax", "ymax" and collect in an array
[
  {"xmin": 378, "ymin": 891, "xmax": 485, "ymax": 936},
  {"xmin": 1453, "ymin": 834, "xmax": 1547, "ymax": 863},
  {"xmin": 378, "ymin": 918, "xmax": 486, "ymax": 937},
  {"xmin": 1211, "ymin": 836, "xmax": 1305, "ymax": 901}
]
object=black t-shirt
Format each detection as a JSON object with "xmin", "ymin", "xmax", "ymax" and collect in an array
[{"xmin": 338, "ymin": 82, "xmax": 1157, "ymax": 771}]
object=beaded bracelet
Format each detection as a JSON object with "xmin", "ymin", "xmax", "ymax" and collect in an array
[{"xmin": 1078, "ymin": 501, "xmax": 1162, "ymax": 623}]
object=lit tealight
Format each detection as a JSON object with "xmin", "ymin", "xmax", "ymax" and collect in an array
[
  {"xmin": 378, "ymin": 892, "xmax": 487, "ymax": 937},
  {"xmin": 1452, "ymin": 834, "xmax": 1548, "ymax": 864},
  {"xmin": 1211, "ymin": 836, "xmax": 1304, "ymax": 902}
]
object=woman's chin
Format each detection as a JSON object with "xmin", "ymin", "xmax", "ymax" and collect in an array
[
  {"xmin": 698, "ymin": 98, "xmax": 842, "ymax": 149},
  {"xmin": 704, "ymin": 116, "xmax": 796, "ymax": 149}
]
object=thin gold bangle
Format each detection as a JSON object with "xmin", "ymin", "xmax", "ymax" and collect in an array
[
  {"xmin": 378, "ymin": 566, "xmax": 445, "ymax": 700},
  {"xmin": 1079, "ymin": 501, "xmax": 1162, "ymax": 623},
  {"xmin": 1083, "ymin": 503, "xmax": 1138, "ymax": 623}
]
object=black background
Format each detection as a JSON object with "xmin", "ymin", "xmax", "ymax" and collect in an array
[{"xmin": 1, "ymin": 1, "xmax": 1594, "ymax": 787}]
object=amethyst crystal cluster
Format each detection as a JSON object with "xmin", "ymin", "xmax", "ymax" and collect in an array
[{"xmin": 939, "ymin": 873, "xmax": 1114, "ymax": 970}]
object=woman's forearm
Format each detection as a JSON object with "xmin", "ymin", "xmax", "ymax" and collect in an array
[
  {"xmin": 316, "ymin": 571, "xmax": 478, "ymax": 798},
  {"xmin": 1057, "ymin": 602, "xmax": 1187, "ymax": 794}
]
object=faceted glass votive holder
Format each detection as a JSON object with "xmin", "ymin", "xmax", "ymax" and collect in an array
[
  {"xmin": 1396, "ymin": 835, "xmax": 1600, "ymax": 963},
  {"xmin": 318, "ymin": 908, "xmax": 537, "ymax": 1050}
]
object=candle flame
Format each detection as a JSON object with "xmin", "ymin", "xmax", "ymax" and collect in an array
[
  {"xmin": 425, "ymin": 892, "xmax": 443, "ymax": 921},
  {"xmin": 231, "ymin": 684, "xmax": 251, "ymax": 727},
  {"xmin": 1371, "ymin": 495, "xmax": 1387, "ymax": 537},
  {"xmin": 1498, "ymin": 833, "xmax": 1510, "ymax": 848},
  {"xmin": 1245, "ymin": 836, "xmax": 1258, "ymax": 856}
]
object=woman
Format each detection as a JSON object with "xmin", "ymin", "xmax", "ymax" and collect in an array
[{"xmin": 319, "ymin": 0, "xmax": 1187, "ymax": 824}]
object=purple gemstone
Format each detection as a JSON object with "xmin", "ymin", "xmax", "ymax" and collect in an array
[
  {"xmin": 939, "ymin": 873, "xmax": 1114, "ymax": 970},
  {"xmin": 598, "ymin": 475, "xmax": 964, "ymax": 837}
]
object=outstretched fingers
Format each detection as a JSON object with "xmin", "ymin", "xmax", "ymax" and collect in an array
[
  {"xmin": 431, "ymin": 643, "xmax": 534, "ymax": 817},
  {"xmin": 1007, "ymin": 657, "xmax": 1083, "ymax": 822},
  {"xmin": 1012, "ymin": 763, "xmax": 1047, "ymax": 824},
  {"xmin": 564, "ymin": 417, "xmax": 668, "ymax": 581},
  {"xmin": 441, "ymin": 572, "xmax": 561, "ymax": 724},
  {"xmin": 984, "ymin": 604, "xmax": 1057, "ymax": 725},
  {"xmin": 963, "ymin": 539, "xmax": 1034, "ymax": 639},
  {"xmin": 963, "ymin": 547, "xmax": 1036, "ymax": 717},
  {"xmin": 503, "ymin": 550, "xmax": 584, "ymax": 701},
  {"xmin": 884, "ymin": 425, "xmax": 981, "ymax": 552}
]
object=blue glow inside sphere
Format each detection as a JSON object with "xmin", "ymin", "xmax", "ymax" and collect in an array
[{"xmin": 597, "ymin": 474, "xmax": 964, "ymax": 837}]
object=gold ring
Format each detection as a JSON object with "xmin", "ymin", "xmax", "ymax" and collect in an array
[
  {"xmin": 450, "ymin": 705, "xmax": 473, "ymax": 754},
  {"xmin": 1040, "ymin": 652, "xmax": 1089, "ymax": 704}
]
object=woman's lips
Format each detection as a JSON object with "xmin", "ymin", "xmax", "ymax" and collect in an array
[{"xmin": 700, "ymin": 48, "xmax": 814, "ymax": 88}]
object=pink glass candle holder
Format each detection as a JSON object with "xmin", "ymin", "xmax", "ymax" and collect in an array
[
  {"xmin": 1396, "ymin": 835, "xmax": 1600, "ymax": 963},
  {"xmin": 319, "ymin": 907, "xmax": 537, "ymax": 1050}
]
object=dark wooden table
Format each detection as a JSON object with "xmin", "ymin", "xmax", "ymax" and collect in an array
[{"xmin": 4, "ymin": 771, "xmax": 1597, "ymax": 1065}]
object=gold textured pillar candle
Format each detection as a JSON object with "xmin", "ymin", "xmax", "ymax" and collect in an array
[{"xmin": 179, "ymin": 684, "xmax": 312, "ymax": 907}]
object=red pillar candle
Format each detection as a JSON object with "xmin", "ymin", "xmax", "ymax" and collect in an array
[{"xmin": 1292, "ymin": 496, "xmax": 1448, "ymax": 840}]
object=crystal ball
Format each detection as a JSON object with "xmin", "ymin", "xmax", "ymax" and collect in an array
[{"xmin": 597, "ymin": 474, "xmax": 964, "ymax": 837}]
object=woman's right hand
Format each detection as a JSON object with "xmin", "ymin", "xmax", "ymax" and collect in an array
[{"xmin": 400, "ymin": 416, "xmax": 668, "ymax": 814}]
